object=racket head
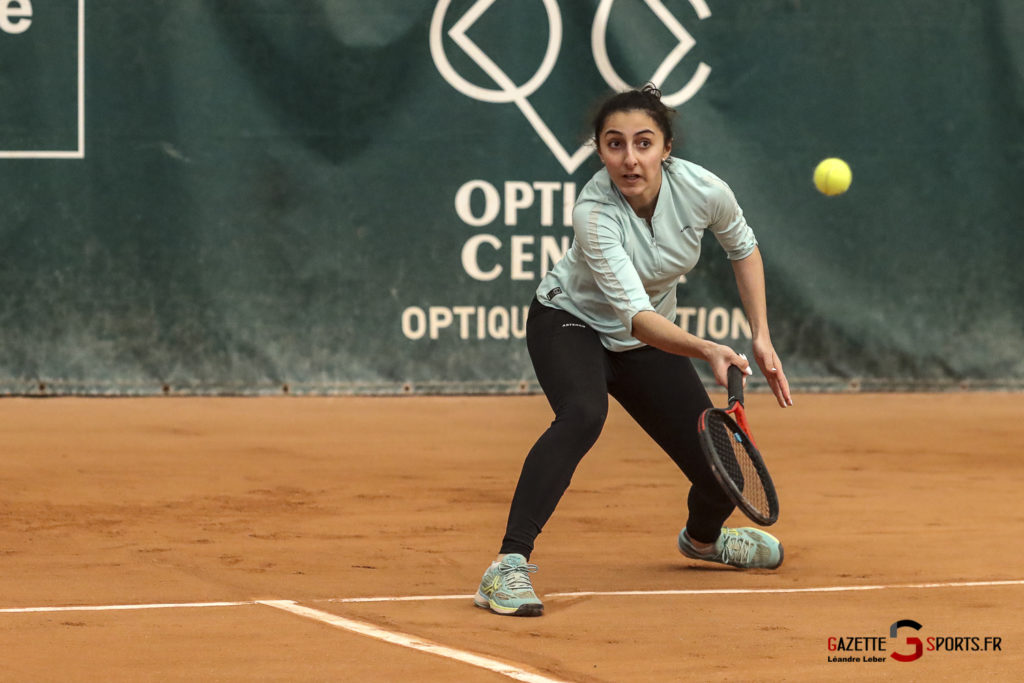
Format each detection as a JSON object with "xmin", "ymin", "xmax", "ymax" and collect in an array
[{"xmin": 698, "ymin": 406, "xmax": 779, "ymax": 526}]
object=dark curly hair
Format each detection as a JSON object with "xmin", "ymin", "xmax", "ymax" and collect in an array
[{"xmin": 591, "ymin": 83, "xmax": 676, "ymax": 148}]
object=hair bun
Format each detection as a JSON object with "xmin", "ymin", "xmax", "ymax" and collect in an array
[
  {"xmin": 591, "ymin": 82, "xmax": 677, "ymax": 147},
  {"xmin": 640, "ymin": 82, "xmax": 663, "ymax": 100}
]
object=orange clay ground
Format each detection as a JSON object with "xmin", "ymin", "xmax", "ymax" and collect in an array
[{"xmin": 2, "ymin": 393, "xmax": 1023, "ymax": 681}]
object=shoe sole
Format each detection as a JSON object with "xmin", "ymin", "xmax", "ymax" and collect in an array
[{"xmin": 474, "ymin": 590, "xmax": 544, "ymax": 617}]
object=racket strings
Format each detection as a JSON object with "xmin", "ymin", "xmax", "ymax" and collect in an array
[{"xmin": 707, "ymin": 414, "xmax": 773, "ymax": 518}]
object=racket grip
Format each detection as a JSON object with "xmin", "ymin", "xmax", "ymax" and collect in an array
[{"xmin": 727, "ymin": 365, "xmax": 745, "ymax": 406}]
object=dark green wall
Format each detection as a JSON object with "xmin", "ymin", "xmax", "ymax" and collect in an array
[{"xmin": 1, "ymin": 1, "xmax": 1021, "ymax": 394}]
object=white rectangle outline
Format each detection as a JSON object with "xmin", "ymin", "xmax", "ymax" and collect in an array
[{"xmin": 0, "ymin": 0, "xmax": 85, "ymax": 159}]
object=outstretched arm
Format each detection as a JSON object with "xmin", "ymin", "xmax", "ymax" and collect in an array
[
  {"xmin": 631, "ymin": 311, "xmax": 751, "ymax": 389},
  {"xmin": 731, "ymin": 247, "xmax": 793, "ymax": 407}
]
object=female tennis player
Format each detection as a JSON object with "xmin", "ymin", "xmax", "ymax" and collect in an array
[{"xmin": 474, "ymin": 84, "xmax": 793, "ymax": 617}]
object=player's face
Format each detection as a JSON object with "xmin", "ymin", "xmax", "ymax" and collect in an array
[{"xmin": 597, "ymin": 110, "xmax": 671, "ymax": 218}]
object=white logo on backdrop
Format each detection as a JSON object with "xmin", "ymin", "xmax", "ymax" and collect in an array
[{"xmin": 430, "ymin": 0, "xmax": 712, "ymax": 174}]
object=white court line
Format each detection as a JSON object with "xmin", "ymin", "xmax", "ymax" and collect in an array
[
  {"xmin": 2, "ymin": 580, "xmax": 1021, "ymax": 679},
  {"xmin": 258, "ymin": 600, "xmax": 567, "ymax": 683},
  {"xmin": 329, "ymin": 593, "xmax": 471, "ymax": 604},
  {"xmin": 323, "ymin": 578, "xmax": 1024, "ymax": 604},
  {"xmin": 0, "ymin": 600, "xmax": 252, "ymax": 614},
  {"xmin": 550, "ymin": 578, "xmax": 1024, "ymax": 598},
  {"xmin": 2, "ymin": 579, "xmax": 1023, "ymax": 614}
]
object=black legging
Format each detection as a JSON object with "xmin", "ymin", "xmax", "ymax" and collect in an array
[{"xmin": 500, "ymin": 298, "xmax": 735, "ymax": 559}]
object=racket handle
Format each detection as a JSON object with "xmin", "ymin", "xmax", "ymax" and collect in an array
[{"xmin": 727, "ymin": 365, "xmax": 745, "ymax": 406}]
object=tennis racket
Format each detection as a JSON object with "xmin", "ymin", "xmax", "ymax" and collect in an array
[{"xmin": 697, "ymin": 364, "xmax": 780, "ymax": 526}]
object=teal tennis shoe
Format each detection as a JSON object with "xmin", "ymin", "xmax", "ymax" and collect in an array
[
  {"xmin": 473, "ymin": 554, "xmax": 544, "ymax": 616},
  {"xmin": 678, "ymin": 527, "xmax": 784, "ymax": 569}
]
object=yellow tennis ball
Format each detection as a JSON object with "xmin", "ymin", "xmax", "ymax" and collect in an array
[{"xmin": 813, "ymin": 158, "xmax": 852, "ymax": 196}]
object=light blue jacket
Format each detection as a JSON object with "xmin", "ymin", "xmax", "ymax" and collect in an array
[{"xmin": 536, "ymin": 158, "xmax": 757, "ymax": 351}]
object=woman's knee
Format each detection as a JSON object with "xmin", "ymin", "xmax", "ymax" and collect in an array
[{"xmin": 553, "ymin": 401, "xmax": 607, "ymax": 443}]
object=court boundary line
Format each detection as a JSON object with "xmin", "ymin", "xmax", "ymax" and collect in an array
[
  {"xmin": 0, "ymin": 598, "xmax": 567, "ymax": 682},
  {"xmin": 259, "ymin": 600, "xmax": 567, "ymax": 683},
  {"xmin": 4, "ymin": 581, "xmax": 1021, "ymax": 682},
  {"xmin": 2, "ymin": 578, "xmax": 1023, "ymax": 614},
  {"xmin": 323, "ymin": 578, "xmax": 1024, "ymax": 604},
  {"xmin": 0, "ymin": 600, "xmax": 253, "ymax": 614}
]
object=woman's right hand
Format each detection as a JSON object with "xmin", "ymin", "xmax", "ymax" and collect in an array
[{"xmin": 705, "ymin": 344, "xmax": 751, "ymax": 388}]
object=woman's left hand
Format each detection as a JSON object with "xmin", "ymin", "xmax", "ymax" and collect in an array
[{"xmin": 752, "ymin": 338, "xmax": 792, "ymax": 408}]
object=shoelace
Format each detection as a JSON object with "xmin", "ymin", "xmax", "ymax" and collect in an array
[
  {"xmin": 719, "ymin": 533, "xmax": 756, "ymax": 565},
  {"xmin": 500, "ymin": 562, "xmax": 539, "ymax": 592}
]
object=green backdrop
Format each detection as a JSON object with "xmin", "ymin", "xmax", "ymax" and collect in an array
[{"xmin": 1, "ymin": 0, "xmax": 1022, "ymax": 394}]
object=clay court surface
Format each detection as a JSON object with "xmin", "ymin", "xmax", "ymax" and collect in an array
[{"xmin": 2, "ymin": 393, "xmax": 1022, "ymax": 681}]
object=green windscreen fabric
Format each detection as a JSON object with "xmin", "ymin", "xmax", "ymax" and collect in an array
[{"xmin": 0, "ymin": 0, "xmax": 1021, "ymax": 394}]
